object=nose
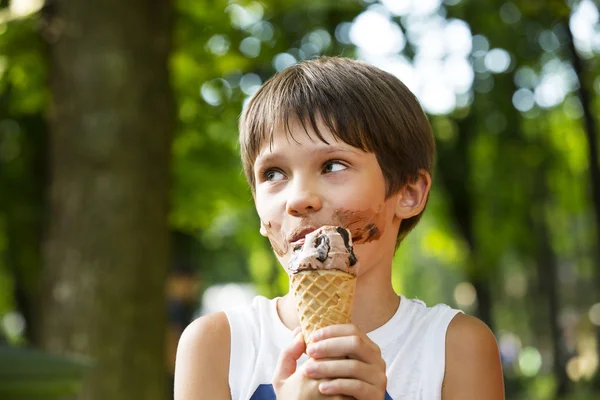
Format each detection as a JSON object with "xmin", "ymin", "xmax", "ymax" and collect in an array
[{"xmin": 286, "ymin": 177, "xmax": 323, "ymax": 216}]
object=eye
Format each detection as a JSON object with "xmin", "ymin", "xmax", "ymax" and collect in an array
[
  {"xmin": 322, "ymin": 161, "xmax": 347, "ymax": 174},
  {"xmin": 264, "ymin": 169, "xmax": 286, "ymax": 182}
]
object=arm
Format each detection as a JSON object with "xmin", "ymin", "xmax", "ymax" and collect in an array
[
  {"xmin": 174, "ymin": 312, "xmax": 232, "ymax": 400},
  {"xmin": 442, "ymin": 313, "xmax": 505, "ymax": 400}
]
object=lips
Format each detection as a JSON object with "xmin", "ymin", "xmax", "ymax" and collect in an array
[{"xmin": 288, "ymin": 226, "xmax": 319, "ymax": 249}]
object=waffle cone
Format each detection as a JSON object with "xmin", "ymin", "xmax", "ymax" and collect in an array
[{"xmin": 290, "ymin": 269, "xmax": 356, "ymax": 343}]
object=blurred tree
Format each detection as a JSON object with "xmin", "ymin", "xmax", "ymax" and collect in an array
[
  {"xmin": 36, "ymin": 1, "xmax": 175, "ymax": 400},
  {"xmin": 444, "ymin": 0, "xmax": 597, "ymax": 395},
  {"xmin": 563, "ymin": 13, "xmax": 600, "ymax": 390},
  {"xmin": 0, "ymin": 3, "xmax": 48, "ymax": 343},
  {"xmin": 0, "ymin": 105, "xmax": 47, "ymax": 345},
  {"xmin": 1, "ymin": 0, "xmax": 599, "ymax": 398}
]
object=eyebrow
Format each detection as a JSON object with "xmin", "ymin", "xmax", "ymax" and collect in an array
[{"xmin": 255, "ymin": 145, "xmax": 362, "ymax": 165}]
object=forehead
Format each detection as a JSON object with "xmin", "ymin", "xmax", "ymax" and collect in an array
[{"xmin": 256, "ymin": 117, "xmax": 355, "ymax": 158}]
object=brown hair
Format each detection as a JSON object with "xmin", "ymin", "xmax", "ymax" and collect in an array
[{"xmin": 239, "ymin": 56, "xmax": 435, "ymax": 244}]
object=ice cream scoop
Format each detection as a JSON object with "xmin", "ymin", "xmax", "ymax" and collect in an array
[{"xmin": 288, "ymin": 226, "xmax": 357, "ymax": 274}]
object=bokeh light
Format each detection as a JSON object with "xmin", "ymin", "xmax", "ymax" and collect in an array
[
  {"xmin": 498, "ymin": 331, "xmax": 522, "ymax": 365},
  {"xmin": 239, "ymin": 73, "xmax": 262, "ymax": 96},
  {"xmin": 350, "ymin": 9, "xmax": 406, "ymax": 55},
  {"xmin": 239, "ymin": 37, "xmax": 261, "ymax": 58},
  {"xmin": 226, "ymin": 2, "xmax": 264, "ymax": 31},
  {"xmin": 589, "ymin": 303, "xmax": 600, "ymax": 326},
  {"xmin": 273, "ymin": 53, "xmax": 297, "ymax": 72},
  {"xmin": 200, "ymin": 79, "xmax": 232, "ymax": 107},
  {"xmin": 514, "ymin": 66, "xmax": 537, "ymax": 89},
  {"xmin": 9, "ymin": 0, "xmax": 43, "ymax": 17},
  {"xmin": 206, "ymin": 34, "xmax": 230, "ymax": 56},
  {"xmin": 2, "ymin": 311, "xmax": 25, "ymax": 340},
  {"xmin": 499, "ymin": 2, "xmax": 521, "ymax": 25},
  {"xmin": 518, "ymin": 347, "xmax": 542, "ymax": 377},
  {"xmin": 570, "ymin": 0, "xmax": 599, "ymax": 55},
  {"xmin": 485, "ymin": 48, "xmax": 511, "ymax": 73},
  {"xmin": 453, "ymin": 282, "xmax": 477, "ymax": 308},
  {"xmin": 512, "ymin": 88, "xmax": 535, "ymax": 113}
]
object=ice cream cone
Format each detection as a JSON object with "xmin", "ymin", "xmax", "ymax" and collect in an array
[{"xmin": 290, "ymin": 269, "xmax": 356, "ymax": 344}]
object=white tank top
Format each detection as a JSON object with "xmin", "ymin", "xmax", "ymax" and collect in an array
[{"xmin": 224, "ymin": 295, "xmax": 462, "ymax": 400}]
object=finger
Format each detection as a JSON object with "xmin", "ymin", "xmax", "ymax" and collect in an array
[
  {"xmin": 307, "ymin": 335, "xmax": 383, "ymax": 366},
  {"xmin": 303, "ymin": 359, "xmax": 382, "ymax": 386},
  {"xmin": 310, "ymin": 324, "xmax": 360, "ymax": 342},
  {"xmin": 291, "ymin": 326, "xmax": 302, "ymax": 337},
  {"xmin": 310, "ymin": 324, "xmax": 381, "ymax": 363},
  {"xmin": 319, "ymin": 378, "xmax": 382, "ymax": 400},
  {"xmin": 272, "ymin": 332, "xmax": 306, "ymax": 385}
]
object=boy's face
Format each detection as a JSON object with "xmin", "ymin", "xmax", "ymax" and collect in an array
[{"xmin": 253, "ymin": 117, "xmax": 418, "ymax": 276}]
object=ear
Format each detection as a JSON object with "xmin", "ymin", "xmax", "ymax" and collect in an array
[
  {"xmin": 259, "ymin": 220, "xmax": 268, "ymax": 237},
  {"xmin": 394, "ymin": 170, "xmax": 432, "ymax": 219}
]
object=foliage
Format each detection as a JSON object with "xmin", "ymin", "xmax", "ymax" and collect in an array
[
  {"xmin": 0, "ymin": 345, "xmax": 91, "ymax": 399},
  {"xmin": 0, "ymin": 0, "xmax": 599, "ymax": 397}
]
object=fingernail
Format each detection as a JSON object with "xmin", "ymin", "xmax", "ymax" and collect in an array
[
  {"xmin": 310, "ymin": 330, "xmax": 322, "ymax": 342},
  {"xmin": 295, "ymin": 332, "xmax": 304, "ymax": 343},
  {"xmin": 319, "ymin": 382, "xmax": 331, "ymax": 393},
  {"xmin": 304, "ymin": 363, "xmax": 316, "ymax": 376},
  {"xmin": 307, "ymin": 344, "xmax": 320, "ymax": 356}
]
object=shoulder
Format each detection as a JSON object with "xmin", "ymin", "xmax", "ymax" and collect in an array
[
  {"xmin": 442, "ymin": 314, "xmax": 504, "ymax": 400},
  {"xmin": 179, "ymin": 311, "xmax": 231, "ymax": 350},
  {"xmin": 174, "ymin": 312, "xmax": 232, "ymax": 400},
  {"xmin": 445, "ymin": 314, "xmax": 500, "ymax": 363}
]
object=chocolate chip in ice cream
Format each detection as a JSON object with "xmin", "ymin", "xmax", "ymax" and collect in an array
[{"xmin": 314, "ymin": 234, "xmax": 330, "ymax": 262}]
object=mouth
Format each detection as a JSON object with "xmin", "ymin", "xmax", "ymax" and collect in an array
[{"xmin": 288, "ymin": 226, "xmax": 319, "ymax": 250}]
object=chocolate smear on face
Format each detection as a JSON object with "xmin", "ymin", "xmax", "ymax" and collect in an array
[
  {"xmin": 263, "ymin": 207, "xmax": 385, "ymax": 260},
  {"xmin": 332, "ymin": 208, "xmax": 385, "ymax": 244},
  {"xmin": 262, "ymin": 220, "xmax": 288, "ymax": 257}
]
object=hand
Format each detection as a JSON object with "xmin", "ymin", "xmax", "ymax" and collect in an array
[
  {"xmin": 303, "ymin": 324, "xmax": 387, "ymax": 400},
  {"xmin": 273, "ymin": 327, "xmax": 353, "ymax": 400}
]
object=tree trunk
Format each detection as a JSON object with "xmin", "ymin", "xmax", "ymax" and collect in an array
[
  {"xmin": 538, "ymin": 227, "xmax": 569, "ymax": 397},
  {"xmin": 39, "ymin": 1, "xmax": 175, "ymax": 399},
  {"xmin": 564, "ymin": 19, "xmax": 600, "ymax": 389},
  {"xmin": 531, "ymin": 162, "xmax": 569, "ymax": 397},
  {"xmin": 437, "ymin": 112, "xmax": 495, "ymax": 330}
]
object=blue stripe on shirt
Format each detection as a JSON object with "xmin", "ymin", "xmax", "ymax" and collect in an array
[{"xmin": 249, "ymin": 383, "xmax": 393, "ymax": 399}]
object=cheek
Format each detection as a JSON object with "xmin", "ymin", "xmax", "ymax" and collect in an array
[
  {"xmin": 344, "ymin": 175, "xmax": 386, "ymax": 205},
  {"xmin": 330, "ymin": 186, "xmax": 383, "ymax": 211},
  {"xmin": 255, "ymin": 191, "xmax": 276, "ymax": 218}
]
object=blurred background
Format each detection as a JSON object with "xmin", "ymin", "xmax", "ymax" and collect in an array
[{"xmin": 0, "ymin": 0, "xmax": 599, "ymax": 399}]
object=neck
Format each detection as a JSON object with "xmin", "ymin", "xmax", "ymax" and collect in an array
[{"xmin": 277, "ymin": 263, "xmax": 400, "ymax": 334}]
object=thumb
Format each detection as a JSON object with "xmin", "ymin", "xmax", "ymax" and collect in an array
[{"xmin": 272, "ymin": 331, "xmax": 306, "ymax": 387}]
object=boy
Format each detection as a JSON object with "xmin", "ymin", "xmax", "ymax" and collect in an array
[{"xmin": 174, "ymin": 57, "xmax": 504, "ymax": 400}]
